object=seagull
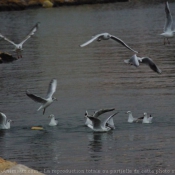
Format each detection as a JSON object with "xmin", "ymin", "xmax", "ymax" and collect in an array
[
  {"xmin": 80, "ymin": 33, "xmax": 138, "ymax": 53},
  {"xmin": 124, "ymin": 54, "xmax": 162, "ymax": 74},
  {"xmin": 0, "ymin": 112, "xmax": 13, "ymax": 129},
  {"xmin": 48, "ymin": 114, "xmax": 58, "ymax": 126},
  {"xmin": 26, "ymin": 79, "xmax": 57, "ymax": 115},
  {"xmin": 0, "ymin": 22, "xmax": 40, "ymax": 58},
  {"xmin": 142, "ymin": 113, "xmax": 153, "ymax": 124},
  {"xmin": 87, "ymin": 112, "xmax": 119, "ymax": 132},
  {"xmin": 126, "ymin": 111, "xmax": 143, "ymax": 123},
  {"xmin": 160, "ymin": 2, "xmax": 174, "ymax": 44},
  {"xmin": 85, "ymin": 108, "xmax": 115, "ymax": 129}
]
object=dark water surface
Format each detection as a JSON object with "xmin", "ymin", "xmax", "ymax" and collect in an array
[{"xmin": 0, "ymin": 2, "xmax": 175, "ymax": 175}]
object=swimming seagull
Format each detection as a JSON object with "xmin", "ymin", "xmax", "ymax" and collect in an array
[
  {"xmin": 26, "ymin": 79, "xmax": 57, "ymax": 115},
  {"xmin": 124, "ymin": 54, "xmax": 162, "ymax": 74},
  {"xmin": 126, "ymin": 111, "xmax": 143, "ymax": 123},
  {"xmin": 48, "ymin": 114, "xmax": 58, "ymax": 126},
  {"xmin": 160, "ymin": 2, "xmax": 174, "ymax": 44},
  {"xmin": 87, "ymin": 112, "xmax": 119, "ymax": 132},
  {"xmin": 0, "ymin": 112, "xmax": 13, "ymax": 129},
  {"xmin": 0, "ymin": 22, "xmax": 40, "ymax": 58},
  {"xmin": 80, "ymin": 33, "xmax": 138, "ymax": 53},
  {"xmin": 85, "ymin": 108, "xmax": 115, "ymax": 129},
  {"xmin": 142, "ymin": 113, "xmax": 153, "ymax": 124}
]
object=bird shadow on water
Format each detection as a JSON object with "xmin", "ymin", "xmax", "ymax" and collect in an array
[{"xmin": 0, "ymin": 130, "xmax": 6, "ymax": 137}]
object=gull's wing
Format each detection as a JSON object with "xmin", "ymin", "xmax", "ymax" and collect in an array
[
  {"xmin": 101, "ymin": 112, "xmax": 119, "ymax": 128},
  {"xmin": 140, "ymin": 57, "xmax": 162, "ymax": 74},
  {"xmin": 0, "ymin": 33, "xmax": 17, "ymax": 46},
  {"xmin": 110, "ymin": 35, "xmax": 138, "ymax": 53},
  {"xmin": 88, "ymin": 117, "xmax": 102, "ymax": 129},
  {"xmin": 0, "ymin": 112, "xmax": 7, "ymax": 125},
  {"xmin": 26, "ymin": 90, "xmax": 47, "ymax": 104},
  {"xmin": 164, "ymin": 2, "xmax": 173, "ymax": 32},
  {"xmin": 106, "ymin": 117, "xmax": 115, "ymax": 129},
  {"xmin": 93, "ymin": 108, "xmax": 115, "ymax": 118},
  {"xmin": 124, "ymin": 54, "xmax": 140, "ymax": 67},
  {"xmin": 19, "ymin": 22, "xmax": 40, "ymax": 45},
  {"xmin": 46, "ymin": 79, "xmax": 57, "ymax": 99},
  {"xmin": 80, "ymin": 33, "xmax": 106, "ymax": 47}
]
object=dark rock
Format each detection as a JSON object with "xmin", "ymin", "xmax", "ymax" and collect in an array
[{"xmin": 0, "ymin": 52, "xmax": 17, "ymax": 63}]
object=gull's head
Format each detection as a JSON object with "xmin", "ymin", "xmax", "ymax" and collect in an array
[
  {"xmin": 7, "ymin": 119, "xmax": 13, "ymax": 123},
  {"xmin": 52, "ymin": 97, "xmax": 57, "ymax": 101},
  {"xmin": 85, "ymin": 111, "xmax": 89, "ymax": 118},
  {"xmin": 103, "ymin": 33, "xmax": 111, "ymax": 39},
  {"xmin": 48, "ymin": 114, "xmax": 54, "ymax": 118},
  {"xmin": 126, "ymin": 111, "xmax": 131, "ymax": 114},
  {"xmin": 143, "ymin": 112, "xmax": 147, "ymax": 117}
]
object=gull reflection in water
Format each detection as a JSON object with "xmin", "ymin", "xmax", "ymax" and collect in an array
[{"xmin": 88, "ymin": 133, "xmax": 103, "ymax": 153}]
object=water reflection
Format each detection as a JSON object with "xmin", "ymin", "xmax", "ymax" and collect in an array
[
  {"xmin": 88, "ymin": 133, "xmax": 103, "ymax": 153},
  {"xmin": 0, "ymin": 1, "xmax": 175, "ymax": 172}
]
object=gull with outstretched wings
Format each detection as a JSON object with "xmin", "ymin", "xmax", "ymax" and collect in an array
[
  {"xmin": 80, "ymin": 33, "xmax": 138, "ymax": 53},
  {"xmin": 124, "ymin": 54, "xmax": 162, "ymax": 74},
  {"xmin": 0, "ymin": 22, "xmax": 40, "ymax": 58},
  {"xmin": 87, "ymin": 112, "xmax": 119, "ymax": 132},
  {"xmin": 26, "ymin": 79, "xmax": 57, "ymax": 115},
  {"xmin": 160, "ymin": 2, "xmax": 174, "ymax": 44},
  {"xmin": 85, "ymin": 108, "xmax": 115, "ymax": 129}
]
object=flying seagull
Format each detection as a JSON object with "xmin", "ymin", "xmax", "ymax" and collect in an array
[
  {"xmin": 80, "ymin": 33, "xmax": 138, "ymax": 53},
  {"xmin": 0, "ymin": 22, "xmax": 40, "ymax": 58},
  {"xmin": 124, "ymin": 54, "xmax": 162, "ymax": 74},
  {"xmin": 26, "ymin": 79, "xmax": 57, "ymax": 115},
  {"xmin": 85, "ymin": 108, "xmax": 115, "ymax": 129},
  {"xmin": 48, "ymin": 114, "xmax": 58, "ymax": 126},
  {"xmin": 87, "ymin": 112, "xmax": 119, "ymax": 132},
  {"xmin": 0, "ymin": 112, "xmax": 13, "ymax": 129},
  {"xmin": 160, "ymin": 2, "xmax": 174, "ymax": 44}
]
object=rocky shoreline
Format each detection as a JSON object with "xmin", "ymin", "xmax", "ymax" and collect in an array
[
  {"xmin": 0, "ymin": 158, "xmax": 44, "ymax": 175},
  {"xmin": 0, "ymin": 0, "xmax": 129, "ymax": 11},
  {"xmin": 0, "ymin": 0, "xmax": 175, "ymax": 11}
]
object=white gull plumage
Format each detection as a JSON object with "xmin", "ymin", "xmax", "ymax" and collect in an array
[
  {"xmin": 142, "ymin": 113, "xmax": 153, "ymax": 124},
  {"xmin": 85, "ymin": 108, "xmax": 115, "ymax": 129},
  {"xmin": 87, "ymin": 112, "xmax": 119, "ymax": 132},
  {"xmin": 124, "ymin": 54, "xmax": 162, "ymax": 74},
  {"xmin": 0, "ymin": 112, "xmax": 12, "ymax": 129},
  {"xmin": 26, "ymin": 79, "xmax": 57, "ymax": 115},
  {"xmin": 80, "ymin": 33, "xmax": 138, "ymax": 53},
  {"xmin": 126, "ymin": 111, "xmax": 143, "ymax": 123},
  {"xmin": 160, "ymin": 2, "xmax": 174, "ymax": 44},
  {"xmin": 0, "ymin": 22, "xmax": 40, "ymax": 58},
  {"xmin": 48, "ymin": 114, "xmax": 58, "ymax": 126}
]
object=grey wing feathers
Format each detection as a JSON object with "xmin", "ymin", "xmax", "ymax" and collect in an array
[
  {"xmin": 46, "ymin": 79, "xmax": 57, "ymax": 98},
  {"xmin": 0, "ymin": 33, "xmax": 16, "ymax": 46},
  {"xmin": 93, "ymin": 108, "xmax": 115, "ymax": 118},
  {"xmin": 102, "ymin": 112, "xmax": 119, "ymax": 128},
  {"xmin": 26, "ymin": 90, "xmax": 47, "ymax": 104},
  {"xmin": 141, "ymin": 57, "xmax": 162, "ymax": 74},
  {"xmin": 20, "ymin": 22, "xmax": 40, "ymax": 45},
  {"xmin": 0, "ymin": 112, "xmax": 6, "ymax": 124},
  {"xmin": 110, "ymin": 35, "xmax": 138, "ymax": 53},
  {"xmin": 80, "ymin": 33, "xmax": 104, "ymax": 47},
  {"xmin": 164, "ymin": 2, "xmax": 173, "ymax": 32},
  {"xmin": 88, "ymin": 117, "xmax": 101, "ymax": 128}
]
